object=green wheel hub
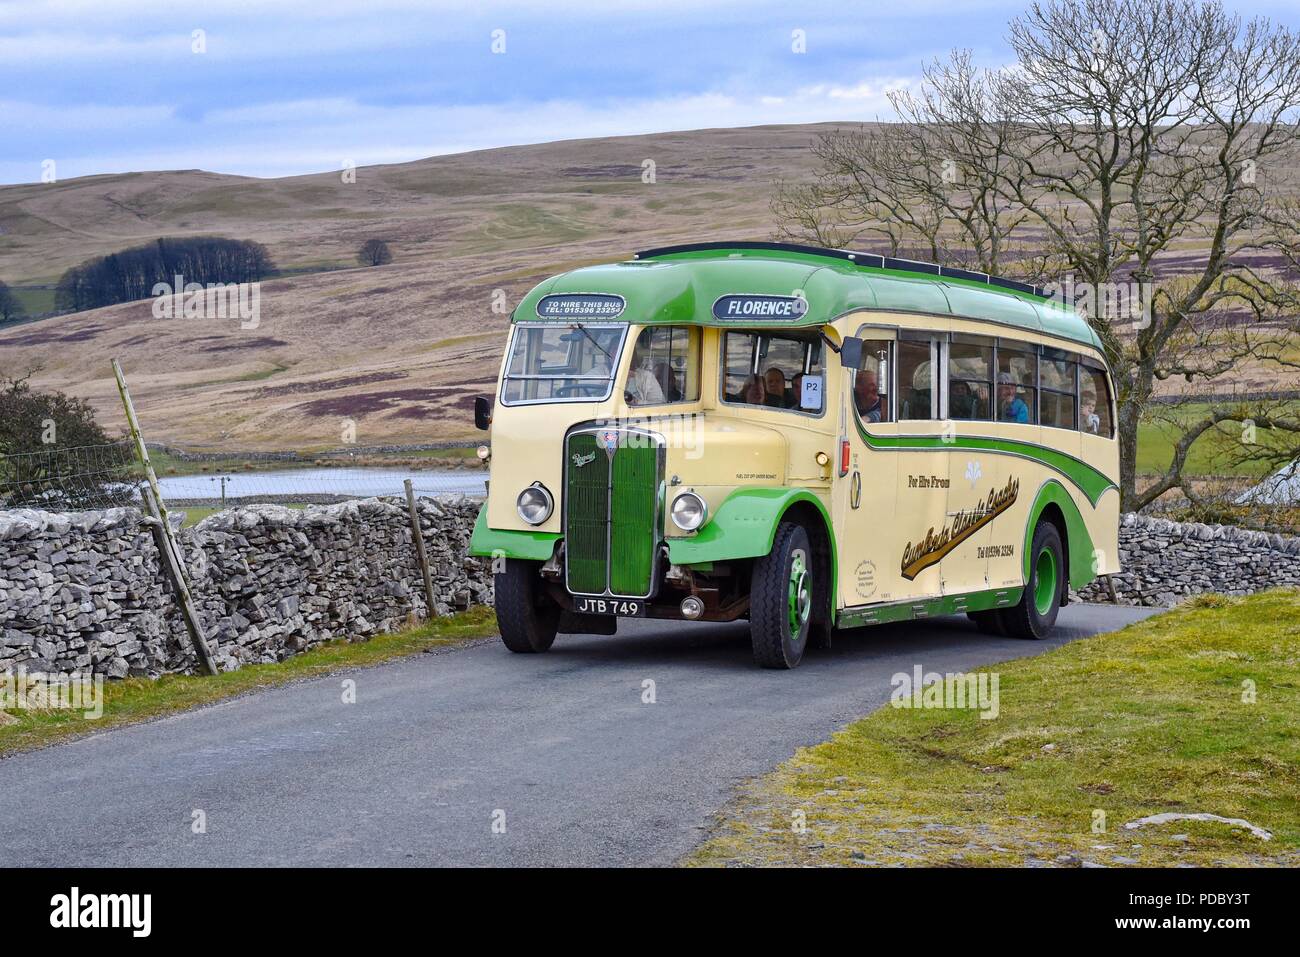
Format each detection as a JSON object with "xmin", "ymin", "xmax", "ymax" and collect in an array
[
  {"xmin": 1033, "ymin": 546, "xmax": 1058, "ymax": 616},
  {"xmin": 788, "ymin": 549, "xmax": 811, "ymax": 636}
]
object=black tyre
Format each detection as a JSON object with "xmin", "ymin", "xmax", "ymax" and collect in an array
[
  {"xmin": 750, "ymin": 522, "xmax": 814, "ymax": 669},
  {"xmin": 494, "ymin": 559, "xmax": 560, "ymax": 654},
  {"xmin": 1001, "ymin": 522, "xmax": 1065, "ymax": 640}
]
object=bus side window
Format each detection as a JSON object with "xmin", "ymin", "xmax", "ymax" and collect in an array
[
  {"xmin": 897, "ymin": 339, "xmax": 936, "ymax": 420},
  {"xmin": 1081, "ymin": 364, "xmax": 1113, "ymax": 437},
  {"xmin": 626, "ymin": 325, "xmax": 700, "ymax": 406},
  {"xmin": 948, "ymin": 338, "xmax": 994, "ymax": 421},
  {"xmin": 996, "ymin": 345, "xmax": 1037, "ymax": 424},
  {"xmin": 1040, "ymin": 350, "xmax": 1078, "ymax": 430},
  {"xmin": 853, "ymin": 340, "xmax": 891, "ymax": 423}
]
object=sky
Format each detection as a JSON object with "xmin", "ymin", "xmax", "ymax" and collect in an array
[{"xmin": 2, "ymin": 0, "xmax": 1299, "ymax": 185}]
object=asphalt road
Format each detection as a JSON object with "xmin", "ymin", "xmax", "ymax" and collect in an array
[{"xmin": 0, "ymin": 604, "xmax": 1156, "ymax": 867}]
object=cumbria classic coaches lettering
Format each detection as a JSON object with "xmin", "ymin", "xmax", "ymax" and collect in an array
[{"xmin": 901, "ymin": 477, "xmax": 1020, "ymax": 581}]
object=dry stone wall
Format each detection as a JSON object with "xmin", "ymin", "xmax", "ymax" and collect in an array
[
  {"xmin": 0, "ymin": 497, "xmax": 490, "ymax": 678},
  {"xmin": 4, "ymin": 502, "xmax": 1298, "ymax": 680},
  {"xmin": 1073, "ymin": 512, "xmax": 1300, "ymax": 606}
]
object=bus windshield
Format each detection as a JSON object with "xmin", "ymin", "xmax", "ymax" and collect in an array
[{"xmin": 501, "ymin": 323, "xmax": 627, "ymax": 404}]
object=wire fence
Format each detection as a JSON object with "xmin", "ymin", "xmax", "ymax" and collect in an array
[
  {"xmin": 0, "ymin": 443, "xmax": 488, "ymax": 516},
  {"xmin": 0, "ymin": 441, "xmax": 144, "ymax": 511}
]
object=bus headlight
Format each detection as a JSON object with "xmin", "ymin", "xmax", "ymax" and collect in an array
[
  {"xmin": 670, "ymin": 491, "xmax": 708, "ymax": 531},
  {"xmin": 516, "ymin": 484, "xmax": 554, "ymax": 525}
]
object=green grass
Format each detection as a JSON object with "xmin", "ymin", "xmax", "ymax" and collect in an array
[
  {"xmin": 8, "ymin": 285, "xmax": 57, "ymax": 317},
  {"xmin": 1136, "ymin": 401, "xmax": 1300, "ymax": 479},
  {"xmin": 0, "ymin": 606, "xmax": 498, "ymax": 758},
  {"xmin": 177, "ymin": 364, "xmax": 288, "ymax": 389},
  {"xmin": 688, "ymin": 591, "xmax": 1300, "ymax": 868},
  {"xmin": 151, "ymin": 446, "xmax": 482, "ymax": 480}
]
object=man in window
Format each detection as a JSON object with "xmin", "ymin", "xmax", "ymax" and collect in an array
[
  {"xmin": 854, "ymin": 369, "xmax": 884, "ymax": 422},
  {"xmin": 763, "ymin": 367, "xmax": 789, "ymax": 408},
  {"xmin": 997, "ymin": 372, "xmax": 1029, "ymax": 423},
  {"xmin": 625, "ymin": 358, "xmax": 665, "ymax": 405}
]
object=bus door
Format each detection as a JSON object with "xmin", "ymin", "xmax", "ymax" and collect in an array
[
  {"xmin": 943, "ymin": 334, "xmax": 998, "ymax": 596},
  {"xmin": 891, "ymin": 331, "xmax": 951, "ymax": 603},
  {"xmin": 837, "ymin": 329, "xmax": 947, "ymax": 609}
]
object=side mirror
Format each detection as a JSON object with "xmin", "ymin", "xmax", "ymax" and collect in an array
[
  {"xmin": 838, "ymin": 337, "xmax": 864, "ymax": 370},
  {"xmin": 473, "ymin": 396, "xmax": 493, "ymax": 431}
]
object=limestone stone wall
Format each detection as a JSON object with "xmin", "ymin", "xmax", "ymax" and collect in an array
[{"xmin": 0, "ymin": 497, "xmax": 490, "ymax": 678}]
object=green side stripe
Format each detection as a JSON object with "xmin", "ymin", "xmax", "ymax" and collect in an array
[{"xmin": 855, "ymin": 423, "xmax": 1117, "ymax": 506}]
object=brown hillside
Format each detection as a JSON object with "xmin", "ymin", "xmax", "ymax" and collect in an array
[{"xmin": 0, "ymin": 124, "xmax": 834, "ymax": 449}]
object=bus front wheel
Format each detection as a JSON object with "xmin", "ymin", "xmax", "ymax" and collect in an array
[
  {"xmin": 494, "ymin": 559, "xmax": 560, "ymax": 654},
  {"xmin": 1001, "ymin": 522, "xmax": 1065, "ymax": 640},
  {"xmin": 750, "ymin": 522, "xmax": 813, "ymax": 669}
]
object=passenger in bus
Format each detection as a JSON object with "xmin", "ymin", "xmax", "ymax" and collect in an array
[
  {"xmin": 625, "ymin": 359, "xmax": 665, "ymax": 405},
  {"xmin": 949, "ymin": 380, "xmax": 976, "ymax": 419},
  {"xmin": 854, "ymin": 369, "xmax": 884, "ymax": 422},
  {"xmin": 1081, "ymin": 387, "xmax": 1101, "ymax": 433},
  {"xmin": 742, "ymin": 374, "xmax": 767, "ymax": 405},
  {"xmin": 653, "ymin": 361, "xmax": 682, "ymax": 402},
  {"xmin": 763, "ymin": 367, "xmax": 789, "ymax": 408},
  {"xmin": 998, "ymin": 372, "xmax": 1029, "ymax": 423}
]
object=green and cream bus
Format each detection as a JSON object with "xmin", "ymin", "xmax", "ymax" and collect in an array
[{"xmin": 469, "ymin": 242, "xmax": 1119, "ymax": 669}]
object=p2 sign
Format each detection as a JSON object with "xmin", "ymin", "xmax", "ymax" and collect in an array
[{"xmin": 800, "ymin": 374, "xmax": 823, "ymax": 411}]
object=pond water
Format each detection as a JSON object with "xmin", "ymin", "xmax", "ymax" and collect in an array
[{"xmin": 156, "ymin": 467, "xmax": 487, "ymax": 501}]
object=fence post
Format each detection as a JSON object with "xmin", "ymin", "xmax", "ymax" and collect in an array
[
  {"xmin": 404, "ymin": 479, "xmax": 438, "ymax": 619},
  {"xmin": 113, "ymin": 358, "xmax": 219, "ymax": 676}
]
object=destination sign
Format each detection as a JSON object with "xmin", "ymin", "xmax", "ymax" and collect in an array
[
  {"xmin": 536, "ymin": 293, "xmax": 626, "ymax": 319},
  {"xmin": 712, "ymin": 294, "xmax": 809, "ymax": 321}
]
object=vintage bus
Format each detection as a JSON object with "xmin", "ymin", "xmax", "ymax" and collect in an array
[{"xmin": 469, "ymin": 242, "xmax": 1119, "ymax": 668}]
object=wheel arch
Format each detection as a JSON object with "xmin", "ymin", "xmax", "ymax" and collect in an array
[
  {"xmin": 666, "ymin": 487, "xmax": 839, "ymax": 611},
  {"xmin": 1023, "ymin": 480, "xmax": 1095, "ymax": 591},
  {"xmin": 779, "ymin": 498, "xmax": 836, "ymax": 629}
]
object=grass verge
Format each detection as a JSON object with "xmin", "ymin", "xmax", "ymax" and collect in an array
[
  {"xmin": 0, "ymin": 606, "xmax": 497, "ymax": 758},
  {"xmin": 688, "ymin": 591, "xmax": 1300, "ymax": 868}
]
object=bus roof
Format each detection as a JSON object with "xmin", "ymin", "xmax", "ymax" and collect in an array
[{"xmin": 513, "ymin": 241, "xmax": 1103, "ymax": 353}]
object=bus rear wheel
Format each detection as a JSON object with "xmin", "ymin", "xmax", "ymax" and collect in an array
[
  {"xmin": 750, "ymin": 522, "xmax": 813, "ymax": 669},
  {"xmin": 1001, "ymin": 522, "xmax": 1064, "ymax": 640},
  {"xmin": 494, "ymin": 559, "xmax": 560, "ymax": 654}
]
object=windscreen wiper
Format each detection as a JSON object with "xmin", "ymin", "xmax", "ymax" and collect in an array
[{"xmin": 570, "ymin": 322, "xmax": 613, "ymax": 363}]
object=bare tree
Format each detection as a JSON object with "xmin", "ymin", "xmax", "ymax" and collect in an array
[
  {"xmin": 774, "ymin": 0, "xmax": 1300, "ymax": 511},
  {"xmin": 358, "ymin": 239, "xmax": 394, "ymax": 267}
]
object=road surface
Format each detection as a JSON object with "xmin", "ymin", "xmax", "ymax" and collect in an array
[{"xmin": 0, "ymin": 604, "xmax": 1156, "ymax": 867}]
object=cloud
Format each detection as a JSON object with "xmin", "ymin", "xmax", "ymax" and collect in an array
[
  {"xmin": 1, "ymin": 0, "xmax": 1295, "ymax": 183},
  {"xmin": 0, "ymin": 81, "xmax": 913, "ymax": 183}
]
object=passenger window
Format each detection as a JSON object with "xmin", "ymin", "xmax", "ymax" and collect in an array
[
  {"xmin": 897, "ymin": 339, "xmax": 937, "ymax": 420},
  {"xmin": 948, "ymin": 339, "xmax": 994, "ymax": 420},
  {"xmin": 1080, "ymin": 365, "xmax": 1113, "ymax": 437},
  {"xmin": 625, "ymin": 325, "xmax": 700, "ymax": 406},
  {"xmin": 854, "ymin": 339, "xmax": 892, "ymax": 424},
  {"xmin": 996, "ymin": 347, "xmax": 1037, "ymax": 424},
  {"xmin": 722, "ymin": 331, "xmax": 825, "ymax": 413},
  {"xmin": 1040, "ymin": 352, "xmax": 1077, "ymax": 430}
]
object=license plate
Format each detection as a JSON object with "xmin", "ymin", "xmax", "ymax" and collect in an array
[{"xmin": 573, "ymin": 596, "xmax": 645, "ymax": 617}]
